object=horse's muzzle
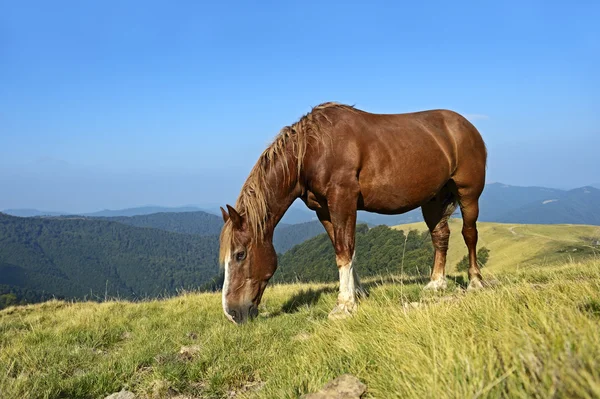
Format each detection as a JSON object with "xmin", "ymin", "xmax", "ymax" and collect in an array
[{"xmin": 226, "ymin": 303, "xmax": 258, "ymax": 324}]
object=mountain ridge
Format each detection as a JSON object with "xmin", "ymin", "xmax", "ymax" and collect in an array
[{"xmin": 6, "ymin": 182, "xmax": 599, "ymax": 225}]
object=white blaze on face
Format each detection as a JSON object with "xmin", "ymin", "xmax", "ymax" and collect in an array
[{"xmin": 222, "ymin": 251, "xmax": 235, "ymax": 323}]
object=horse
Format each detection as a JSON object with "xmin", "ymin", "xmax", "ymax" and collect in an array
[{"xmin": 219, "ymin": 102, "xmax": 487, "ymax": 324}]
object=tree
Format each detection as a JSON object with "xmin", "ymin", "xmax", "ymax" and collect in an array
[
  {"xmin": 456, "ymin": 247, "xmax": 490, "ymax": 272},
  {"xmin": 0, "ymin": 293, "xmax": 17, "ymax": 309}
]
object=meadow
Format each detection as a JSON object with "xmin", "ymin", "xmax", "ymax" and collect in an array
[{"xmin": 1, "ymin": 222, "xmax": 599, "ymax": 398}]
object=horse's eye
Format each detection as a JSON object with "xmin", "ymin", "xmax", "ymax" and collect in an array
[{"xmin": 235, "ymin": 251, "xmax": 246, "ymax": 262}]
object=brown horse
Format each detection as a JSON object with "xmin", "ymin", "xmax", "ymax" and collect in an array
[{"xmin": 219, "ymin": 103, "xmax": 487, "ymax": 324}]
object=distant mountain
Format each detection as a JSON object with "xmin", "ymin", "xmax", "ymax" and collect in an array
[
  {"xmin": 6, "ymin": 182, "xmax": 599, "ymax": 232},
  {"xmin": 495, "ymin": 186, "xmax": 600, "ymax": 225},
  {"xmin": 479, "ymin": 183, "xmax": 565, "ymax": 222},
  {"xmin": 357, "ymin": 209, "xmax": 424, "ymax": 226},
  {"xmin": 104, "ymin": 211, "xmax": 223, "ymax": 236},
  {"xmin": 278, "ymin": 202, "xmax": 424, "ymax": 226},
  {"xmin": 3, "ymin": 209, "xmax": 66, "ymax": 217},
  {"xmin": 103, "ymin": 212, "xmax": 326, "ymax": 254},
  {"xmin": 279, "ymin": 206, "xmax": 317, "ymax": 224},
  {"xmin": 0, "ymin": 213, "xmax": 220, "ymax": 308},
  {"xmin": 83, "ymin": 206, "xmax": 203, "ymax": 217},
  {"xmin": 2, "ymin": 206, "xmax": 206, "ymax": 218}
]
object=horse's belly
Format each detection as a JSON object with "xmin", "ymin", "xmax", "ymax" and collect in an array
[{"xmin": 358, "ymin": 164, "xmax": 450, "ymax": 214}]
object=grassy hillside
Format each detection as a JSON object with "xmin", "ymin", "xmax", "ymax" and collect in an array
[
  {"xmin": 1, "ymin": 258, "xmax": 599, "ymax": 398},
  {"xmin": 393, "ymin": 218, "xmax": 600, "ymax": 273},
  {"xmin": 1, "ymin": 221, "xmax": 599, "ymax": 397}
]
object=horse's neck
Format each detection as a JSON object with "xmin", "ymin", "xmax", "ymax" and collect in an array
[{"xmin": 261, "ymin": 154, "xmax": 302, "ymax": 239}]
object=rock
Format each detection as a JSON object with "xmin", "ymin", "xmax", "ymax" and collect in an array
[
  {"xmin": 302, "ymin": 374, "xmax": 366, "ymax": 399},
  {"xmin": 104, "ymin": 389, "xmax": 135, "ymax": 399}
]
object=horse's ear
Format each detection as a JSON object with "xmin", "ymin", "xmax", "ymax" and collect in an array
[
  {"xmin": 226, "ymin": 204, "xmax": 243, "ymax": 230},
  {"xmin": 220, "ymin": 206, "xmax": 230, "ymax": 223}
]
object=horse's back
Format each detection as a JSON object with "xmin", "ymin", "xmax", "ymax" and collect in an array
[
  {"xmin": 337, "ymin": 107, "xmax": 486, "ymax": 182},
  {"xmin": 302, "ymin": 107, "xmax": 486, "ymax": 213}
]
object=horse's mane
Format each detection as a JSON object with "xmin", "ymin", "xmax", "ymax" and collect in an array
[{"xmin": 219, "ymin": 102, "xmax": 355, "ymax": 264}]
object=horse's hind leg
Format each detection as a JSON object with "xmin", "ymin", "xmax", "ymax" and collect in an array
[
  {"xmin": 457, "ymin": 188, "xmax": 484, "ymax": 290},
  {"xmin": 421, "ymin": 185, "xmax": 457, "ymax": 291}
]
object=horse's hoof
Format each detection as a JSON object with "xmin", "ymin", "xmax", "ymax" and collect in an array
[
  {"xmin": 328, "ymin": 302, "xmax": 356, "ymax": 320},
  {"xmin": 467, "ymin": 279, "xmax": 484, "ymax": 291},
  {"xmin": 423, "ymin": 279, "xmax": 448, "ymax": 291}
]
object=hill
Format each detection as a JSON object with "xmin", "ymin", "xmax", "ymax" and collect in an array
[
  {"xmin": 494, "ymin": 186, "xmax": 600, "ymax": 225},
  {"xmin": 1, "ymin": 206, "xmax": 205, "ymax": 218},
  {"xmin": 0, "ymin": 213, "xmax": 335, "ymax": 309},
  {"xmin": 0, "ymin": 213, "xmax": 219, "ymax": 308},
  {"xmin": 273, "ymin": 221, "xmax": 326, "ymax": 254},
  {"xmin": 1, "ymin": 255, "xmax": 598, "ymax": 398},
  {"xmin": 2, "ymin": 208, "xmax": 66, "ymax": 217},
  {"xmin": 358, "ymin": 183, "xmax": 600, "ymax": 226},
  {"xmin": 478, "ymin": 183, "xmax": 565, "ymax": 221},
  {"xmin": 275, "ymin": 225, "xmax": 434, "ymax": 284},
  {"xmin": 103, "ymin": 212, "xmax": 326, "ymax": 254},
  {"xmin": 104, "ymin": 211, "xmax": 224, "ymax": 236},
  {"xmin": 83, "ymin": 206, "xmax": 204, "ymax": 217},
  {"xmin": 393, "ymin": 218, "xmax": 600, "ymax": 273}
]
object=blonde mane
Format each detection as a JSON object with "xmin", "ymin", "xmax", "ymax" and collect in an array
[{"xmin": 219, "ymin": 102, "xmax": 355, "ymax": 264}]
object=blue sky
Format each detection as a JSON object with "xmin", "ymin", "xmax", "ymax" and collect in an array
[{"xmin": 1, "ymin": 1, "xmax": 599, "ymax": 212}]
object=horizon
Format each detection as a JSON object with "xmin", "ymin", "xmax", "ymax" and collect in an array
[
  {"xmin": 3, "ymin": 181, "xmax": 599, "ymax": 216},
  {"xmin": 2, "ymin": 1, "xmax": 599, "ymax": 213}
]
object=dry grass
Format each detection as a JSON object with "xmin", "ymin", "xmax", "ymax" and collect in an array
[
  {"xmin": 393, "ymin": 219, "xmax": 600, "ymax": 273},
  {"xmin": 1, "ymin": 256, "xmax": 600, "ymax": 398}
]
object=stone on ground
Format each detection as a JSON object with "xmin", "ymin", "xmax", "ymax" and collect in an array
[
  {"xmin": 105, "ymin": 389, "xmax": 135, "ymax": 399},
  {"xmin": 301, "ymin": 374, "xmax": 366, "ymax": 399}
]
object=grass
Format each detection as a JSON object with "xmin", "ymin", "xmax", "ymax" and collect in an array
[
  {"xmin": 393, "ymin": 219, "xmax": 600, "ymax": 273},
  {"xmin": 1, "ymin": 222, "xmax": 600, "ymax": 398}
]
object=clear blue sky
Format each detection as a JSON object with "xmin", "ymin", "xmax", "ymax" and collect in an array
[{"xmin": 1, "ymin": 1, "xmax": 599, "ymax": 212}]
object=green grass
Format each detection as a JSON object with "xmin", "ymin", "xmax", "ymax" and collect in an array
[{"xmin": 2, "ymin": 222, "xmax": 600, "ymax": 398}]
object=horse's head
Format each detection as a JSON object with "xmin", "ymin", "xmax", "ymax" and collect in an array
[{"xmin": 219, "ymin": 205, "xmax": 276, "ymax": 324}]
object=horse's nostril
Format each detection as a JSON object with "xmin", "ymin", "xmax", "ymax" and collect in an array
[{"xmin": 229, "ymin": 309, "xmax": 238, "ymax": 321}]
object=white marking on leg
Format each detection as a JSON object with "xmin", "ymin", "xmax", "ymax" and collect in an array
[
  {"xmin": 338, "ymin": 252, "xmax": 357, "ymax": 306},
  {"xmin": 221, "ymin": 252, "xmax": 235, "ymax": 323},
  {"xmin": 329, "ymin": 252, "xmax": 360, "ymax": 319},
  {"xmin": 423, "ymin": 278, "xmax": 448, "ymax": 291},
  {"xmin": 467, "ymin": 278, "xmax": 484, "ymax": 291}
]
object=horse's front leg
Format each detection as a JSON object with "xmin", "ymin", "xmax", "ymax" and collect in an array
[{"xmin": 326, "ymin": 185, "xmax": 361, "ymax": 320}]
